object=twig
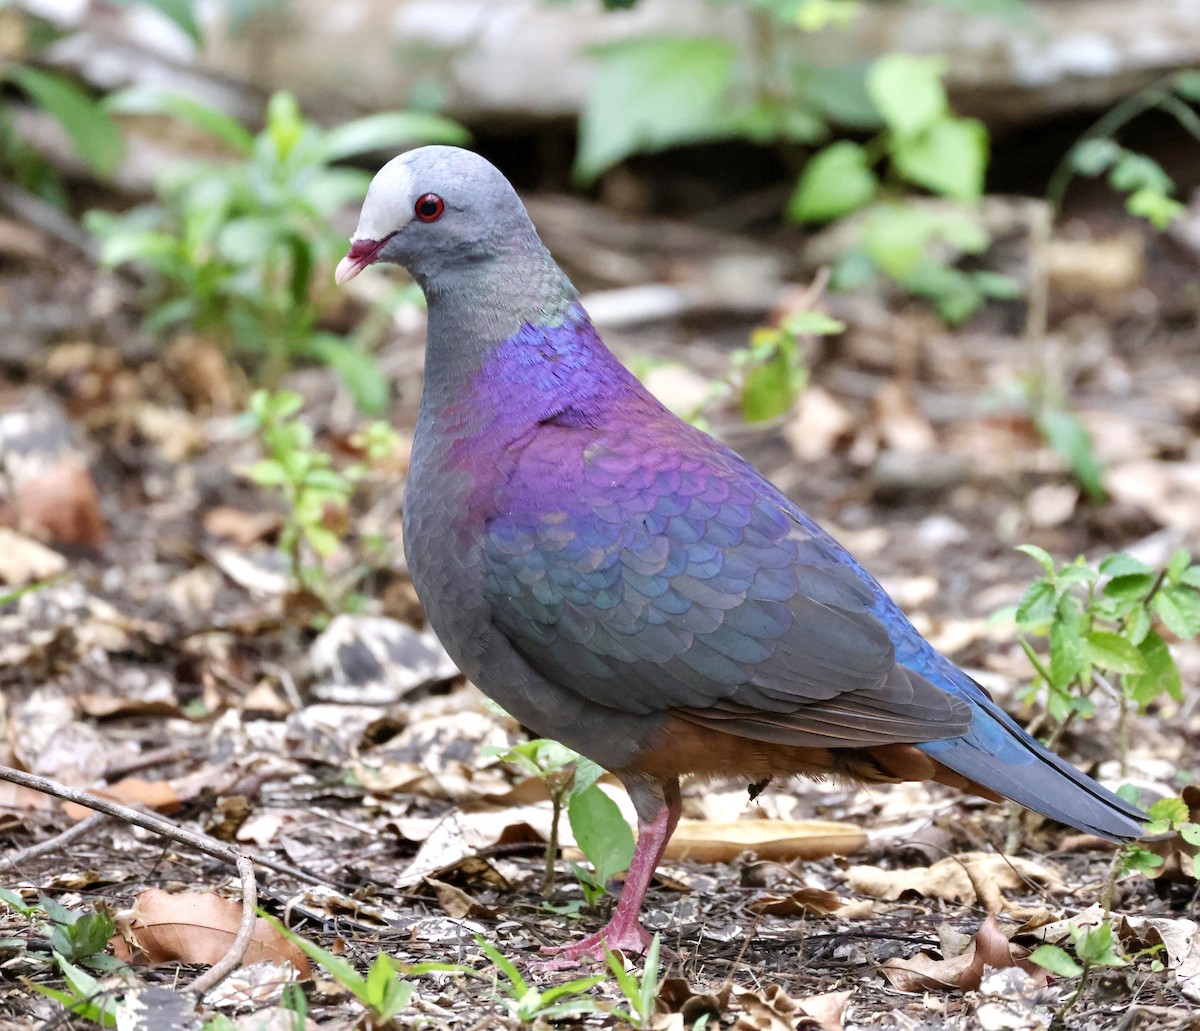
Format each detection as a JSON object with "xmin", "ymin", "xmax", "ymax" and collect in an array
[
  {"xmin": 3, "ymin": 812, "xmax": 110, "ymax": 867},
  {"xmin": 189, "ymin": 853, "xmax": 258, "ymax": 996},
  {"xmin": 0, "ymin": 765, "xmax": 254, "ymax": 994}
]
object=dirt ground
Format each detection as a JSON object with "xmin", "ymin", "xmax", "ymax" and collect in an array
[{"xmin": 1, "ymin": 162, "xmax": 1199, "ymax": 1030}]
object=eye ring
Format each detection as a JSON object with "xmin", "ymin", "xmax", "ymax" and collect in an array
[{"xmin": 414, "ymin": 193, "xmax": 445, "ymax": 222}]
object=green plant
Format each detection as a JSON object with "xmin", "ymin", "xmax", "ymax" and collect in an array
[
  {"xmin": 1008, "ymin": 546, "xmax": 1200, "ymax": 770},
  {"xmin": 567, "ymin": 778, "xmax": 636, "ymax": 908},
  {"xmin": 86, "ymin": 90, "xmax": 465, "ymax": 410},
  {"xmin": 575, "ymin": 3, "xmax": 1021, "ymax": 324},
  {"xmin": 241, "ymin": 389, "xmax": 404, "ymax": 612},
  {"xmin": 397, "ymin": 935, "xmax": 606, "ymax": 1023},
  {"xmin": 267, "ymin": 917, "xmax": 415, "ymax": 1025},
  {"xmin": 794, "ymin": 54, "xmax": 1020, "ymax": 324},
  {"xmin": 0, "ymin": 890, "xmax": 128, "ymax": 1026},
  {"xmin": 488, "ymin": 737, "xmax": 635, "ymax": 906},
  {"xmin": 1028, "ymin": 921, "xmax": 1128, "ymax": 1019},
  {"xmin": 0, "ymin": 890, "xmax": 121, "ymax": 972},
  {"xmin": 486, "ymin": 738, "xmax": 589, "ymax": 893},
  {"xmin": 1049, "ymin": 70, "xmax": 1200, "ymax": 230},
  {"xmin": 632, "ymin": 307, "xmax": 840, "ymax": 429},
  {"xmin": 1113, "ymin": 794, "xmax": 1200, "ymax": 882},
  {"xmin": 605, "ymin": 933, "xmax": 662, "ymax": 1027},
  {"xmin": 0, "ymin": 8, "xmax": 124, "ymax": 200},
  {"xmin": 473, "ymin": 935, "xmax": 606, "ymax": 1023}
]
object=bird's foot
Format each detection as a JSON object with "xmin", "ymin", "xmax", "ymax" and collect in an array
[{"xmin": 538, "ymin": 918, "xmax": 653, "ymax": 969}]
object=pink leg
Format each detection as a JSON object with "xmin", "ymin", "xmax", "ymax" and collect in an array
[{"xmin": 541, "ymin": 785, "xmax": 682, "ymax": 967}]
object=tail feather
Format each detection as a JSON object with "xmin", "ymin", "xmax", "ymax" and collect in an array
[{"xmin": 918, "ymin": 691, "xmax": 1146, "ymax": 842}]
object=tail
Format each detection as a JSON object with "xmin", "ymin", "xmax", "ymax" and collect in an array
[{"xmin": 917, "ymin": 687, "xmax": 1145, "ymax": 842}]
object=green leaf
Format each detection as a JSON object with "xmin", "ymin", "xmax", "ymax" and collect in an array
[
  {"xmin": 866, "ymin": 54, "xmax": 948, "ymax": 137},
  {"xmin": 572, "ymin": 758, "xmax": 605, "ymax": 795},
  {"xmin": 1100, "ymin": 552, "xmax": 1153, "ymax": 578},
  {"xmin": 1102, "ymin": 573, "xmax": 1154, "ymax": 602},
  {"xmin": 1069, "ymin": 137, "xmax": 1121, "ymax": 177},
  {"xmin": 788, "ymin": 141, "xmax": 878, "ymax": 222},
  {"xmin": 1015, "ymin": 578, "xmax": 1056, "ymax": 628},
  {"xmin": 1084, "ymin": 631, "xmax": 1147, "ymax": 675},
  {"xmin": 1116, "ymin": 783, "xmax": 1141, "ymax": 805},
  {"xmin": 1072, "ymin": 923, "xmax": 1127, "ymax": 967},
  {"xmin": 1048, "ymin": 619, "xmax": 1083, "ymax": 689},
  {"xmin": 741, "ymin": 351, "xmax": 804, "ymax": 422},
  {"xmin": 105, "ymin": 88, "xmax": 255, "ymax": 153},
  {"xmin": 6, "ymin": 66, "xmax": 124, "ymax": 176},
  {"xmin": 1035, "ymin": 409, "xmax": 1106, "ymax": 502},
  {"xmin": 1146, "ymin": 796, "xmax": 1190, "ymax": 829},
  {"xmin": 1174, "ymin": 70, "xmax": 1200, "ymax": 101},
  {"xmin": 1167, "ymin": 549, "xmax": 1192, "ymax": 581},
  {"xmin": 567, "ymin": 785, "xmax": 635, "ymax": 888},
  {"xmin": 319, "ymin": 112, "xmax": 469, "ymax": 163},
  {"xmin": 301, "ymin": 334, "xmax": 389, "ymax": 415},
  {"xmin": 1110, "ymin": 152, "xmax": 1174, "ymax": 194},
  {"xmin": 782, "ymin": 311, "xmax": 846, "ymax": 336},
  {"xmin": 1016, "ymin": 544, "xmax": 1056, "ymax": 575},
  {"xmin": 1126, "ymin": 188, "xmax": 1185, "ymax": 230},
  {"xmin": 575, "ymin": 37, "xmax": 740, "ymax": 182},
  {"xmin": 1124, "ymin": 631, "xmax": 1182, "ymax": 706},
  {"xmin": 1028, "ymin": 943, "xmax": 1083, "ymax": 978},
  {"xmin": 1152, "ymin": 585, "xmax": 1200, "ymax": 639},
  {"xmin": 892, "ymin": 118, "xmax": 988, "ymax": 200}
]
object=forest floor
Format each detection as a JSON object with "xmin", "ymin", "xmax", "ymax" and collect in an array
[{"xmin": 1, "ymin": 169, "xmax": 1199, "ymax": 1030}]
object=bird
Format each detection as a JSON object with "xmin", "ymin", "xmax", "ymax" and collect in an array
[{"xmin": 336, "ymin": 146, "xmax": 1146, "ymax": 963}]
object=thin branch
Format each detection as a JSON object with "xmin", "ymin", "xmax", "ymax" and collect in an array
[
  {"xmin": 0, "ymin": 765, "xmax": 254, "ymax": 993},
  {"xmin": 189, "ymin": 853, "xmax": 258, "ymax": 996},
  {"xmin": 3, "ymin": 812, "xmax": 110, "ymax": 867},
  {"xmin": 0, "ymin": 766, "xmax": 242, "ymax": 865}
]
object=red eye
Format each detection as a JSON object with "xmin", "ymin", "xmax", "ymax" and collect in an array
[{"xmin": 414, "ymin": 193, "xmax": 445, "ymax": 222}]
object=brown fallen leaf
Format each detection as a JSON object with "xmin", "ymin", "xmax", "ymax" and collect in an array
[
  {"xmin": 747, "ymin": 887, "xmax": 845, "ymax": 918},
  {"xmin": 881, "ymin": 914, "xmax": 1047, "ymax": 993},
  {"xmin": 657, "ymin": 977, "xmax": 732, "ymax": 1027},
  {"xmin": 664, "ymin": 819, "xmax": 866, "ymax": 863},
  {"xmin": 63, "ymin": 777, "xmax": 180, "ymax": 822},
  {"xmin": 0, "ymin": 527, "xmax": 68, "ymax": 585},
  {"xmin": 424, "ymin": 877, "xmax": 498, "ymax": 920},
  {"xmin": 111, "ymin": 889, "xmax": 311, "ymax": 977},
  {"xmin": 734, "ymin": 984, "xmax": 850, "ymax": 1031},
  {"xmin": 0, "ymin": 388, "xmax": 107, "ymax": 548},
  {"xmin": 203, "ymin": 506, "xmax": 283, "ymax": 547},
  {"xmin": 846, "ymin": 853, "xmax": 1061, "ymax": 913}
]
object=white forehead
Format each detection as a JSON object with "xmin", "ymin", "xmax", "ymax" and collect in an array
[{"xmin": 352, "ymin": 154, "xmax": 417, "ymax": 241}]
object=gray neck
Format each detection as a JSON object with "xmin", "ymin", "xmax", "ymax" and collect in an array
[{"xmin": 421, "ymin": 234, "xmax": 578, "ymax": 371}]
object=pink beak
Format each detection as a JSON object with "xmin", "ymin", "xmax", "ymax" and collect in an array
[{"xmin": 335, "ymin": 237, "xmax": 387, "ymax": 285}]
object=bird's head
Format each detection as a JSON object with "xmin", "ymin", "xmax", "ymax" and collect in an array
[{"xmin": 335, "ymin": 146, "xmax": 535, "ymax": 288}]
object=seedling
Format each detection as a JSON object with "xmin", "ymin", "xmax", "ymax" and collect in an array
[
  {"xmin": 267, "ymin": 916, "xmax": 415, "ymax": 1025},
  {"xmin": 605, "ymin": 933, "xmax": 663, "ymax": 1027},
  {"xmin": 1110, "ymin": 794, "xmax": 1200, "ymax": 895},
  {"xmin": 1007, "ymin": 546, "xmax": 1200, "ymax": 770},
  {"xmin": 0, "ymin": 891, "xmax": 130, "ymax": 1026},
  {"xmin": 473, "ymin": 935, "xmax": 605, "ymax": 1023},
  {"xmin": 87, "ymin": 89, "xmax": 464, "ymax": 410},
  {"xmin": 241, "ymin": 389, "xmax": 404, "ymax": 614},
  {"xmin": 1049, "ymin": 70, "xmax": 1200, "ymax": 230},
  {"xmin": 0, "ymin": 890, "xmax": 122, "ymax": 972},
  {"xmin": 488, "ymin": 736, "xmax": 634, "ymax": 906},
  {"xmin": 1028, "ymin": 921, "xmax": 1128, "ymax": 1019}
]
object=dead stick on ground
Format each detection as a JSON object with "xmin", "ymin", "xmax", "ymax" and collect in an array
[
  {"xmin": 4, "ymin": 812, "xmax": 110, "ymax": 866},
  {"xmin": 0, "ymin": 765, "xmax": 257, "ymax": 996}
]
